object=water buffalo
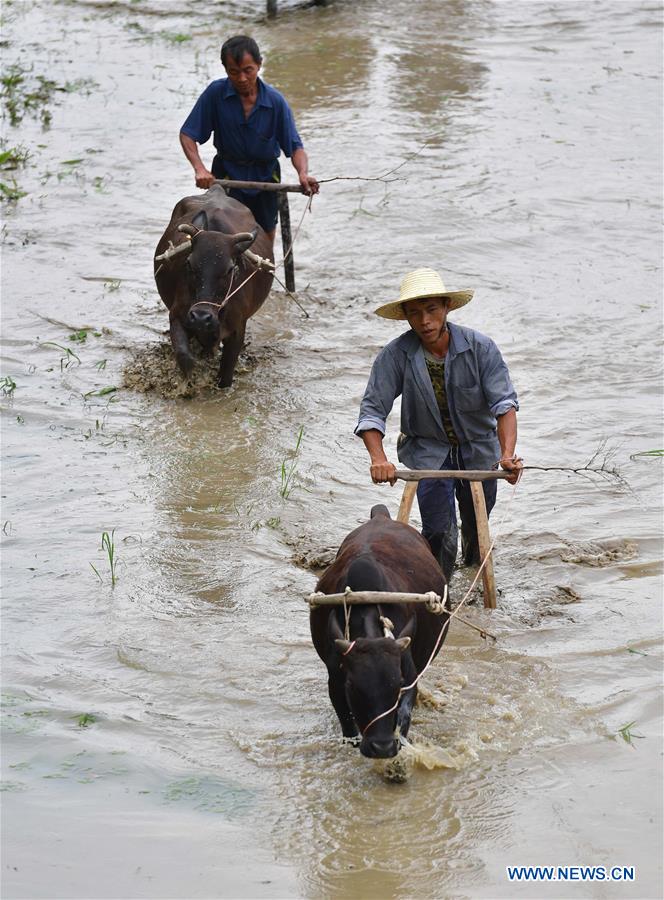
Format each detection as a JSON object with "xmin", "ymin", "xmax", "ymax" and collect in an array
[
  {"xmin": 310, "ymin": 504, "xmax": 450, "ymax": 759},
  {"xmin": 153, "ymin": 184, "xmax": 274, "ymax": 387}
]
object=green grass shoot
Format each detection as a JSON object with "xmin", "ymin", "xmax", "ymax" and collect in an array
[
  {"xmin": 629, "ymin": 449, "xmax": 663, "ymax": 459},
  {"xmin": 160, "ymin": 31, "xmax": 192, "ymax": 43},
  {"xmin": 0, "ymin": 145, "xmax": 30, "ymax": 169},
  {"xmin": 0, "ymin": 179, "xmax": 27, "ymax": 201},
  {"xmin": 279, "ymin": 425, "xmax": 304, "ymax": 499},
  {"xmin": 1, "ymin": 375, "xmax": 17, "ymax": 395},
  {"xmin": 76, "ymin": 713, "xmax": 97, "ymax": 727},
  {"xmin": 91, "ymin": 530, "xmax": 118, "ymax": 586},
  {"xmin": 83, "ymin": 386, "xmax": 117, "ymax": 400},
  {"xmin": 68, "ymin": 329, "xmax": 89, "ymax": 343},
  {"xmin": 616, "ymin": 721, "xmax": 644, "ymax": 747},
  {"xmin": 41, "ymin": 341, "xmax": 81, "ymax": 370}
]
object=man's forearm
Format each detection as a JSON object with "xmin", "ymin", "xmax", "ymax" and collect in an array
[
  {"xmin": 360, "ymin": 429, "xmax": 396, "ymax": 485},
  {"xmin": 361, "ymin": 429, "xmax": 388, "ymax": 464},
  {"xmin": 291, "ymin": 148, "xmax": 309, "ymax": 178},
  {"xmin": 180, "ymin": 133, "xmax": 208, "ymax": 175},
  {"xmin": 180, "ymin": 133, "xmax": 215, "ymax": 188},
  {"xmin": 497, "ymin": 408, "xmax": 517, "ymax": 460},
  {"xmin": 291, "ymin": 149, "xmax": 318, "ymax": 194}
]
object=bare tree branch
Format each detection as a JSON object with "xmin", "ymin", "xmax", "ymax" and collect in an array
[
  {"xmin": 523, "ymin": 441, "xmax": 629, "ymax": 490},
  {"xmin": 318, "ymin": 132, "xmax": 443, "ymax": 186}
]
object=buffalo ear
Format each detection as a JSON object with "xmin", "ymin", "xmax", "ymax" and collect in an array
[
  {"xmin": 233, "ymin": 227, "xmax": 257, "ymax": 254},
  {"xmin": 335, "ymin": 639, "xmax": 353, "ymax": 655},
  {"xmin": 191, "ymin": 210, "xmax": 209, "ymax": 232},
  {"xmin": 396, "ymin": 636, "xmax": 411, "ymax": 652}
]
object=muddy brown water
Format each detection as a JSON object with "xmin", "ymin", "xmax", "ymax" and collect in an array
[{"xmin": 1, "ymin": 1, "xmax": 662, "ymax": 898}]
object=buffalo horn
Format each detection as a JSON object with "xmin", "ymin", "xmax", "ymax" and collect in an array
[
  {"xmin": 334, "ymin": 639, "xmax": 353, "ymax": 655},
  {"xmin": 177, "ymin": 223, "xmax": 199, "ymax": 237},
  {"xmin": 232, "ymin": 228, "xmax": 258, "ymax": 253}
]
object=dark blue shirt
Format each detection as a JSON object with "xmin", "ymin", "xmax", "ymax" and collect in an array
[{"xmin": 181, "ymin": 77, "xmax": 303, "ymax": 195}]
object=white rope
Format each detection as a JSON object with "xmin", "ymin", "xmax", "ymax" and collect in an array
[
  {"xmin": 343, "ymin": 588, "xmax": 351, "ymax": 641},
  {"xmin": 379, "ymin": 616, "xmax": 395, "ymax": 639}
]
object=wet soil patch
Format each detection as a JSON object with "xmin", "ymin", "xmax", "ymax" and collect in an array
[{"xmin": 122, "ymin": 339, "xmax": 273, "ymax": 399}]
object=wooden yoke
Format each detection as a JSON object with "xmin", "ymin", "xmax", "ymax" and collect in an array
[{"xmin": 393, "ymin": 469, "xmax": 509, "ymax": 609}]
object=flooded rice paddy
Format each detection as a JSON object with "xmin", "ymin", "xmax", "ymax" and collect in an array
[{"xmin": 1, "ymin": 1, "xmax": 662, "ymax": 898}]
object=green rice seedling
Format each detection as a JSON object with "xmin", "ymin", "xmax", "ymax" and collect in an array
[
  {"xmin": 629, "ymin": 449, "xmax": 663, "ymax": 459},
  {"xmin": 160, "ymin": 31, "xmax": 192, "ymax": 43},
  {"xmin": 279, "ymin": 425, "xmax": 304, "ymax": 499},
  {"xmin": 90, "ymin": 530, "xmax": 118, "ymax": 585},
  {"xmin": 102, "ymin": 531, "xmax": 117, "ymax": 585},
  {"xmin": 76, "ymin": 713, "xmax": 97, "ymax": 728},
  {"xmin": 101, "ymin": 530, "xmax": 118, "ymax": 586},
  {"xmin": 616, "ymin": 721, "xmax": 644, "ymax": 747},
  {"xmin": 70, "ymin": 329, "xmax": 100, "ymax": 343},
  {"xmin": 1, "ymin": 375, "xmax": 16, "ymax": 395},
  {"xmin": 104, "ymin": 279, "xmax": 121, "ymax": 292},
  {"xmin": 2, "ymin": 65, "xmax": 96, "ymax": 128},
  {"xmin": 16, "ymin": 414, "xmax": 24, "ymax": 424},
  {"xmin": 1, "ymin": 65, "xmax": 26, "ymax": 126},
  {"xmin": 83, "ymin": 386, "xmax": 117, "ymax": 399},
  {"xmin": 41, "ymin": 341, "xmax": 81, "ymax": 370},
  {"xmin": 95, "ymin": 359, "xmax": 107, "ymax": 371},
  {"xmin": 0, "ymin": 179, "xmax": 26, "ymax": 201},
  {"xmin": 0, "ymin": 145, "xmax": 30, "ymax": 169}
]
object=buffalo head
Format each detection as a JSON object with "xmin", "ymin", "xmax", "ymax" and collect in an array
[
  {"xmin": 332, "ymin": 616, "xmax": 413, "ymax": 759},
  {"xmin": 179, "ymin": 211, "xmax": 257, "ymax": 350}
]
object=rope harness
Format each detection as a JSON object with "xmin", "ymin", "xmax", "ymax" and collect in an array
[{"xmin": 157, "ymin": 192, "xmax": 314, "ymax": 318}]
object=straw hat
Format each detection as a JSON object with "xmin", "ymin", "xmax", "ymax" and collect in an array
[{"xmin": 375, "ymin": 268, "xmax": 474, "ymax": 320}]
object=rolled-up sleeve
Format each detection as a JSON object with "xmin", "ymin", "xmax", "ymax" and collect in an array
[
  {"xmin": 355, "ymin": 347, "xmax": 403, "ymax": 437},
  {"xmin": 478, "ymin": 340, "xmax": 519, "ymax": 418}
]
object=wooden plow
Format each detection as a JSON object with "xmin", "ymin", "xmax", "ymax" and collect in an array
[
  {"xmin": 394, "ymin": 469, "xmax": 512, "ymax": 610},
  {"xmin": 213, "ymin": 178, "xmax": 308, "ymax": 292}
]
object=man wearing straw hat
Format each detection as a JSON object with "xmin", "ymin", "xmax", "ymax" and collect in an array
[{"xmin": 355, "ymin": 268, "xmax": 522, "ymax": 578}]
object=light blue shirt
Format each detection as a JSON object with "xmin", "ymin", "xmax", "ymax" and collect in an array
[{"xmin": 355, "ymin": 323, "xmax": 519, "ymax": 471}]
